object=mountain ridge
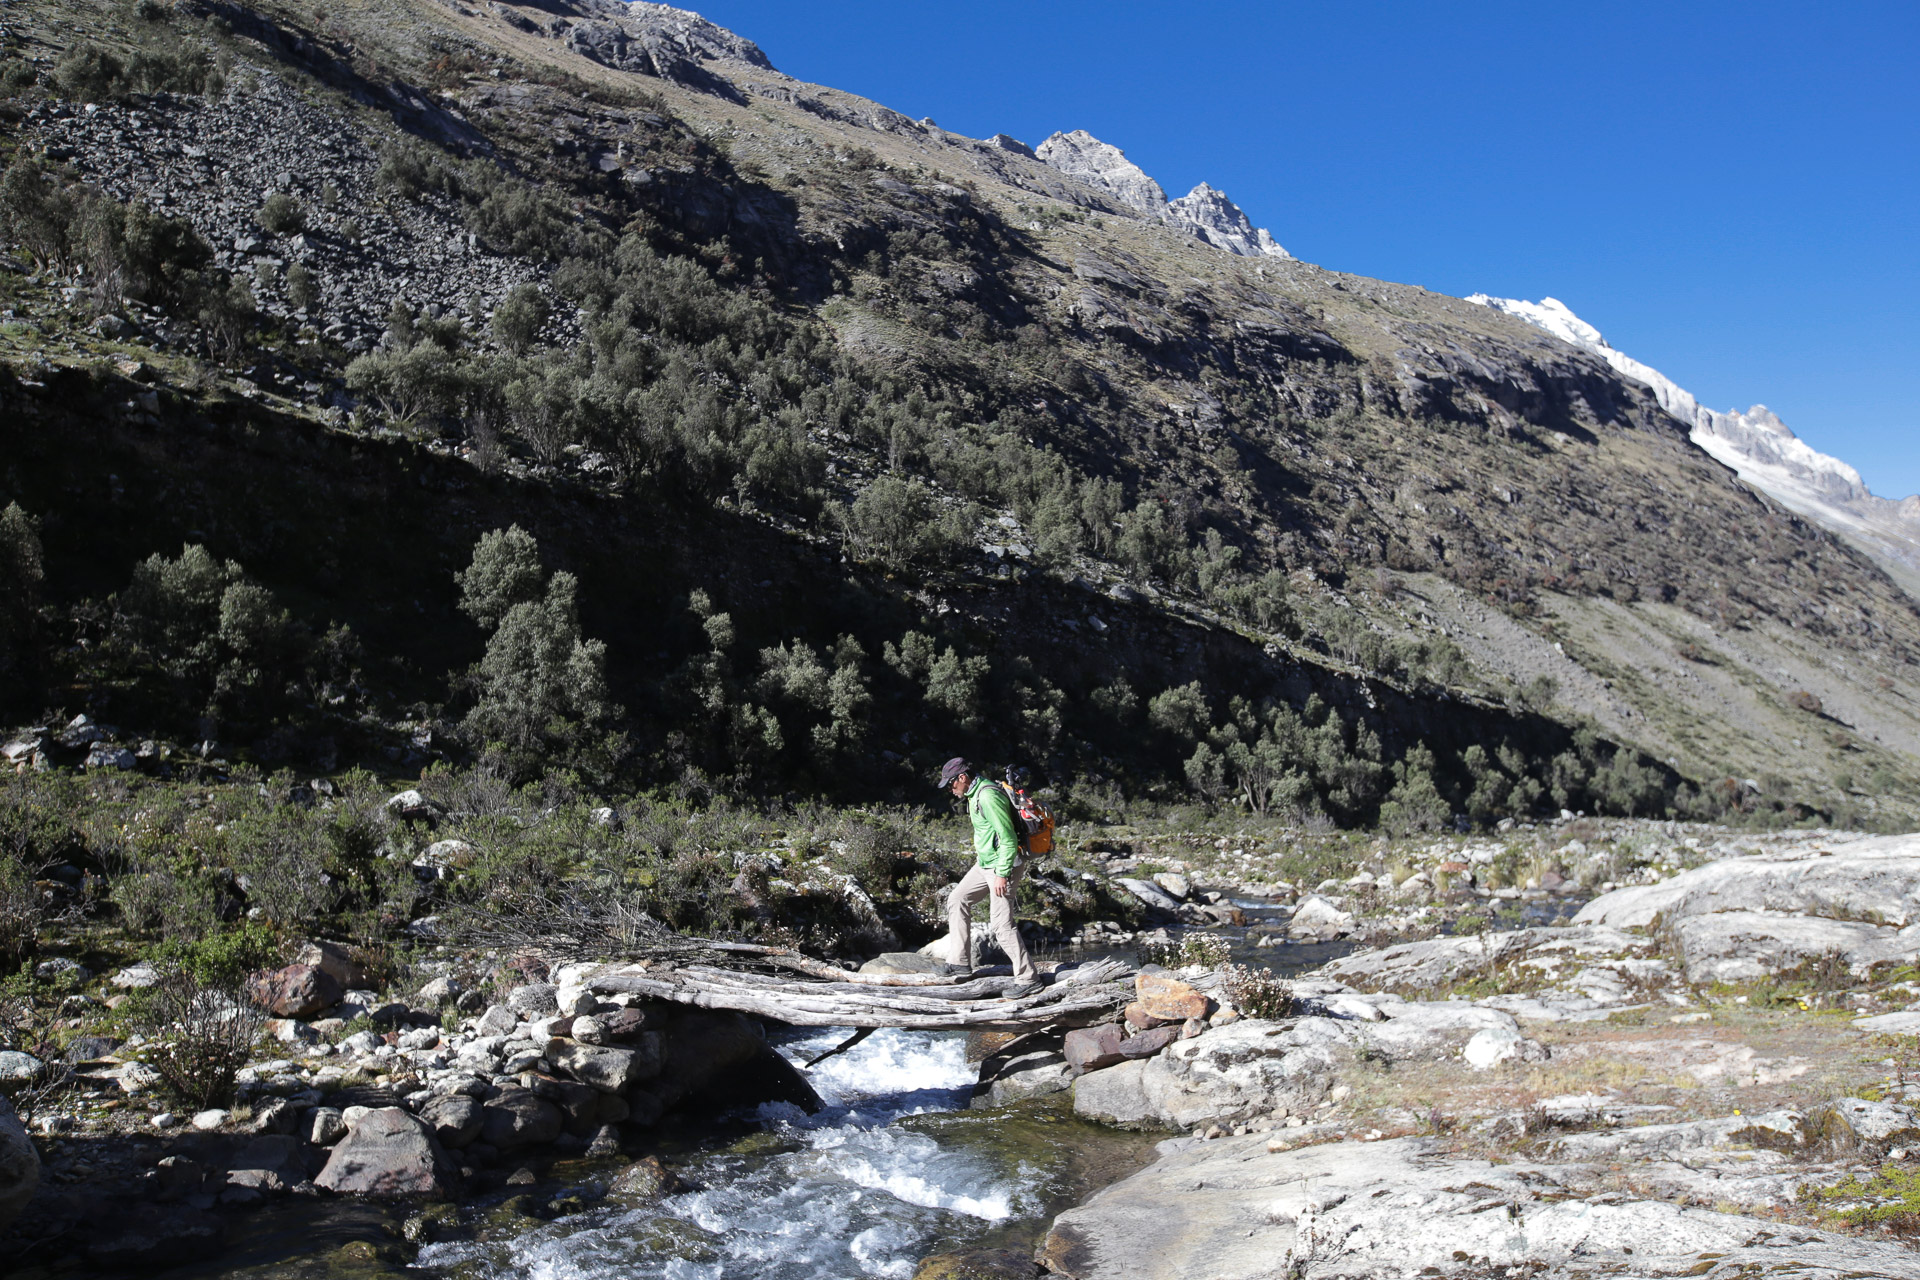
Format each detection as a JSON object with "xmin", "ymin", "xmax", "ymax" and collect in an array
[
  {"xmin": 0, "ymin": 0, "xmax": 1915, "ymax": 827},
  {"xmin": 1468, "ymin": 293, "xmax": 1920, "ymax": 599}
]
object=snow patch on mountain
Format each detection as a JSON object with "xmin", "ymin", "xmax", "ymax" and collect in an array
[
  {"xmin": 1035, "ymin": 130, "xmax": 1288, "ymax": 260},
  {"xmin": 1468, "ymin": 294, "xmax": 1920, "ymax": 596}
]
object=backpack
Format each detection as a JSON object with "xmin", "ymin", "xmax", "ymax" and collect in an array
[{"xmin": 999, "ymin": 778, "xmax": 1056, "ymax": 856}]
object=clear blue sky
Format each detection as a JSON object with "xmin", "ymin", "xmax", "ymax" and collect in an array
[{"xmin": 697, "ymin": 1, "xmax": 1919, "ymax": 499}]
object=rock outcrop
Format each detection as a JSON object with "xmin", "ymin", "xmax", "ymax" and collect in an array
[
  {"xmin": 1035, "ymin": 130, "xmax": 1289, "ymax": 259},
  {"xmin": 1073, "ymin": 1002, "xmax": 1515, "ymax": 1131},
  {"xmin": 1573, "ymin": 831, "xmax": 1920, "ymax": 982},
  {"xmin": 1040, "ymin": 1133, "xmax": 1920, "ymax": 1280}
]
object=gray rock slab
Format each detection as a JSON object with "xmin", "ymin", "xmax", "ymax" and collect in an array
[
  {"xmin": 1039, "ymin": 1133, "xmax": 1920, "ymax": 1280},
  {"xmin": 313, "ymin": 1107, "xmax": 454, "ymax": 1199},
  {"xmin": 1574, "ymin": 832, "xmax": 1920, "ymax": 930}
]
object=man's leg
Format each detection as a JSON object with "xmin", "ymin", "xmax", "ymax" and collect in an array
[
  {"xmin": 946, "ymin": 864, "xmax": 989, "ymax": 968},
  {"xmin": 988, "ymin": 864, "xmax": 1036, "ymax": 982}
]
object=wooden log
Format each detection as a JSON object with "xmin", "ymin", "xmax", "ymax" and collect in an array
[{"xmin": 586, "ymin": 958, "xmax": 1136, "ymax": 1031}]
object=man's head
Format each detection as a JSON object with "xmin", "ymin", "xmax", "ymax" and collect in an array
[{"xmin": 938, "ymin": 756, "xmax": 972, "ymax": 796}]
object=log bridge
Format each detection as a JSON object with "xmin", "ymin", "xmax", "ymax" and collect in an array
[{"xmin": 584, "ymin": 948, "xmax": 1137, "ymax": 1033}]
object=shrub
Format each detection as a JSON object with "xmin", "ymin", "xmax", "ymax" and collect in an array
[
  {"xmin": 1222, "ymin": 963, "xmax": 1294, "ymax": 1019},
  {"xmin": 285, "ymin": 261, "xmax": 318, "ymax": 312},
  {"xmin": 255, "ymin": 192, "xmax": 306, "ymax": 235},
  {"xmin": 838, "ymin": 476, "xmax": 973, "ymax": 568},
  {"xmin": 138, "ymin": 926, "xmax": 276, "ymax": 1109},
  {"xmin": 492, "ymin": 283, "xmax": 548, "ymax": 354},
  {"xmin": 0, "ymin": 503, "xmax": 43, "ymax": 698}
]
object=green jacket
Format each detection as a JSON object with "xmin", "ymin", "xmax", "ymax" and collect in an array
[{"xmin": 966, "ymin": 776, "xmax": 1021, "ymax": 875}]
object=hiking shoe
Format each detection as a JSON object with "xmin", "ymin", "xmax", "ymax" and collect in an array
[{"xmin": 1000, "ymin": 979, "xmax": 1042, "ymax": 999}]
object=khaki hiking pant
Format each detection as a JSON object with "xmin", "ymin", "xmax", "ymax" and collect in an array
[{"xmin": 946, "ymin": 862, "xmax": 1036, "ymax": 982}]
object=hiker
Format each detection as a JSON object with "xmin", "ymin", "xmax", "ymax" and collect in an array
[{"xmin": 937, "ymin": 756, "xmax": 1039, "ymax": 996}]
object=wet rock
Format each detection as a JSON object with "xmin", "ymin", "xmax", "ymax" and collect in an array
[
  {"xmin": 314, "ymin": 1107, "xmax": 456, "ymax": 1199},
  {"xmin": 480, "ymin": 1089, "xmax": 564, "ymax": 1151},
  {"xmin": 608, "ymin": 1154, "xmax": 680, "ymax": 1201},
  {"xmin": 420, "ymin": 1094, "xmax": 484, "ymax": 1148},
  {"xmin": 248, "ymin": 963, "xmax": 344, "ymax": 1019},
  {"xmin": 973, "ymin": 1050, "xmax": 1072, "ymax": 1108},
  {"xmin": 913, "ymin": 1248, "xmax": 1039, "ymax": 1280},
  {"xmin": 1132, "ymin": 973, "xmax": 1207, "ymax": 1022},
  {"xmin": 0, "ymin": 1095, "xmax": 38, "ymax": 1233}
]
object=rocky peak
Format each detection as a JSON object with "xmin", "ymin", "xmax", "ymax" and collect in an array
[
  {"xmin": 1470, "ymin": 292, "xmax": 1920, "ymax": 595},
  {"xmin": 1167, "ymin": 181, "xmax": 1289, "ymax": 259},
  {"xmin": 561, "ymin": 0, "xmax": 773, "ymax": 93},
  {"xmin": 1035, "ymin": 129, "xmax": 1168, "ymax": 214},
  {"xmin": 1035, "ymin": 130, "xmax": 1288, "ymax": 259}
]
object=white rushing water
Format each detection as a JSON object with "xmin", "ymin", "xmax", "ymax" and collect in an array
[{"xmin": 416, "ymin": 1028, "xmax": 1032, "ymax": 1280}]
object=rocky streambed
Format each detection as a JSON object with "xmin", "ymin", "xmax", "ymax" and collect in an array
[{"xmin": 12, "ymin": 827, "xmax": 1920, "ymax": 1278}]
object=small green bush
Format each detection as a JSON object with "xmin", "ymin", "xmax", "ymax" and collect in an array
[{"xmin": 255, "ymin": 192, "xmax": 306, "ymax": 235}]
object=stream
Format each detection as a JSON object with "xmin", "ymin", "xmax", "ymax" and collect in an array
[{"xmin": 411, "ymin": 1027, "xmax": 1155, "ymax": 1280}]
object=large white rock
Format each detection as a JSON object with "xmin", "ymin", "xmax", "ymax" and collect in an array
[
  {"xmin": 1039, "ymin": 1132, "xmax": 1920, "ymax": 1280},
  {"xmin": 1574, "ymin": 834, "xmax": 1920, "ymax": 930},
  {"xmin": 1074, "ymin": 1005, "xmax": 1514, "ymax": 1131}
]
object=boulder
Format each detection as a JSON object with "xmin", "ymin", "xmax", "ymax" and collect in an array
[
  {"xmin": 1462, "ymin": 1026, "xmax": 1548, "ymax": 1069},
  {"xmin": 477, "ymin": 1003, "xmax": 519, "ymax": 1036},
  {"xmin": 1132, "ymin": 972, "xmax": 1207, "ymax": 1022},
  {"xmin": 507, "ymin": 983, "xmax": 559, "ymax": 1018},
  {"xmin": 972, "ymin": 1051, "xmax": 1073, "ymax": 1108},
  {"xmin": 1116, "ymin": 878, "xmax": 1181, "ymax": 914},
  {"xmin": 1117, "ymin": 1025, "xmax": 1180, "ymax": 1059},
  {"xmin": 1811, "ymin": 1097, "xmax": 1920, "ymax": 1149},
  {"xmin": 248, "ymin": 963, "xmax": 343, "ymax": 1019},
  {"xmin": 549, "ymin": 1039, "xmax": 657, "ymax": 1093},
  {"xmin": 314, "ymin": 1108, "xmax": 455, "ymax": 1199},
  {"xmin": 599, "ymin": 1006, "xmax": 660, "ymax": 1041},
  {"xmin": 418, "ymin": 1094, "xmax": 484, "ymax": 1148},
  {"xmin": 1064, "ymin": 1024, "xmax": 1126, "ymax": 1072},
  {"xmin": 479, "ymin": 1089, "xmax": 564, "ymax": 1151},
  {"xmin": 0, "ymin": 1051, "xmax": 43, "ymax": 1094},
  {"xmin": 0, "ymin": 1095, "xmax": 38, "ymax": 1234},
  {"xmin": 1287, "ymin": 894, "xmax": 1354, "ymax": 936},
  {"xmin": 1151, "ymin": 872, "xmax": 1191, "ymax": 901},
  {"xmin": 292, "ymin": 940, "xmax": 367, "ymax": 988},
  {"xmin": 1669, "ymin": 910, "xmax": 1912, "ymax": 984},
  {"xmin": 385, "ymin": 789, "xmax": 445, "ymax": 821}
]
